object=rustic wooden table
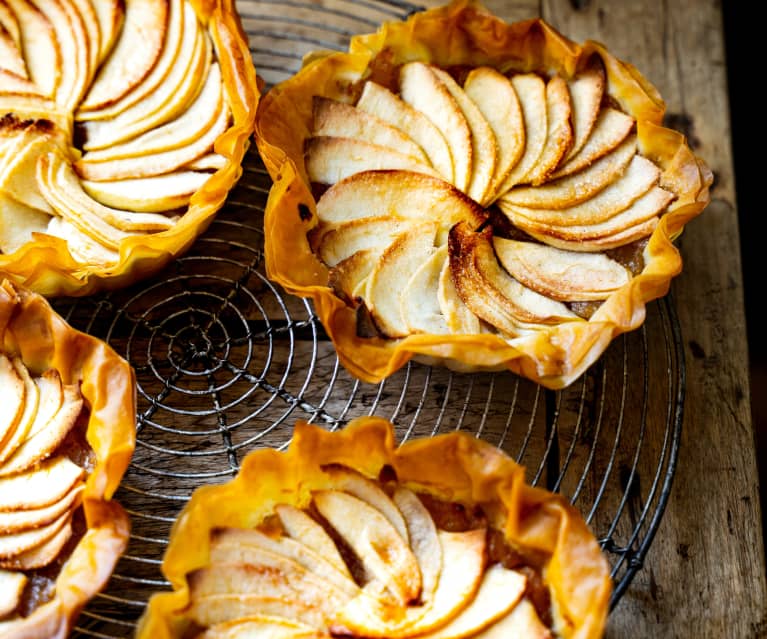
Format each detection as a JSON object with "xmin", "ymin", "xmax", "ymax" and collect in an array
[{"xmin": 54, "ymin": 1, "xmax": 767, "ymax": 638}]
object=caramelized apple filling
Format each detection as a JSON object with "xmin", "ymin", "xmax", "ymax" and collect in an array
[
  {"xmin": 0, "ymin": 355, "xmax": 91, "ymax": 623},
  {"xmin": 182, "ymin": 463, "xmax": 555, "ymax": 639},
  {"xmin": 0, "ymin": 0, "xmax": 231, "ymax": 264},
  {"xmin": 304, "ymin": 56, "xmax": 671, "ymax": 340}
]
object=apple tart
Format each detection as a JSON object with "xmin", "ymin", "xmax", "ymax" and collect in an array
[
  {"xmin": 0, "ymin": 279, "xmax": 135, "ymax": 637},
  {"xmin": 256, "ymin": 0, "xmax": 712, "ymax": 388},
  {"xmin": 0, "ymin": 0, "xmax": 258, "ymax": 296},
  {"xmin": 136, "ymin": 417, "xmax": 611, "ymax": 639}
]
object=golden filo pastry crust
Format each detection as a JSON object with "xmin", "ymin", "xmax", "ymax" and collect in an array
[
  {"xmin": 0, "ymin": 0, "xmax": 259, "ymax": 297},
  {"xmin": 255, "ymin": 0, "xmax": 712, "ymax": 389},
  {"xmin": 0, "ymin": 279, "xmax": 135, "ymax": 637},
  {"xmin": 135, "ymin": 417, "xmax": 611, "ymax": 639}
]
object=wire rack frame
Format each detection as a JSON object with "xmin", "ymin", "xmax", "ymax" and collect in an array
[{"xmin": 49, "ymin": 1, "xmax": 685, "ymax": 636}]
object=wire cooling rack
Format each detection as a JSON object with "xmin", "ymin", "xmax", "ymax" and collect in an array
[{"xmin": 51, "ymin": 1, "xmax": 685, "ymax": 635}]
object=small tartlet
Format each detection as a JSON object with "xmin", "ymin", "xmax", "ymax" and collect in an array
[
  {"xmin": 255, "ymin": 0, "xmax": 711, "ymax": 389},
  {"xmin": 0, "ymin": 0, "xmax": 259, "ymax": 297},
  {"xmin": 135, "ymin": 417, "xmax": 611, "ymax": 639},
  {"xmin": 0, "ymin": 279, "xmax": 135, "ymax": 637}
]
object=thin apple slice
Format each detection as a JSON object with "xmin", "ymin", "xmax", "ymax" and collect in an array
[
  {"xmin": 0, "ymin": 514, "xmax": 72, "ymax": 569},
  {"xmin": 5, "ymin": 0, "xmax": 59, "ymax": 97},
  {"xmin": 493, "ymin": 237, "xmax": 631, "ymax": 301},
  {"xmin": 448, "ymin": 224, "xmax": 578, "ymax": 336},
  {"xmin": 306, "ymin": 137, "xmax": 439, "ymax": 186},
  {"xmin": 77, "ymin": 0, "xmax": 181, "ymax": 122},
  {"xmin": 274, "ymin": 504, "xmax": 350, "ymax": 578},
  {"xmin": 0, "ymin": 94, "xmax": 71, "ymax": 135},
  {"xmin": 313, "ymin": 489, "xmax": 421, "ymax": 606},
  {"xmin": 81, "ymin": 8, "xmax": 208, "ymax": 149},
  {"xmin": 0, "ymin": 570, "xmax": 26, "ymax": 617},
  {"xmin": 429, "ymin": 67, "xmax": 497, "ymax": 205},
  {"xmin": 184, "ymin": 153, "xmax": 226, "ymax": 172},
  {"xmin": 0, "ymin": 382, "xmax": 83, "ymax": 476},
  {"xmin": 81, "ymin": 62, "xmax": 223, "ymax": 163},
  {"xmin": 438, "ymin": 259, "xmax": 481, "ymax": 335},
  {"xmin": 187, "ymin": 594, "xmax": 329, "ymax": 630},
  {"xmin": 499, "ymin": 154, "xmax": 661, "ymax": 227},
  {"xmin": 78, "ymin": 0, "xmax": 168, "ymax": 111},
  {"xmin": 0, "ymin": 506, "xmax": 70, "ymax": 559},
  {"xmin": 0, "ymin": 2, "xmax": 21, "ymax": 47},
  {"xmin": 551, "ymin": 108, "xmax": 635, "ymax": 179},
  {"xmin": 366, "ymin": 223, "xmax": 438, "ymax": 338},
  {"xmin": 0, "ymin": 358, "xmax": 38, "ymax": 464},
  {"xmin": 329, "ymin": 249, "xmax": 380, "ymax": 305},
  {"xmin": 399, "ymin": 62, "xmax": 472, "ymax": 192},
  {"xmin": 0, "ymin": 69, "xmax": 38, "ymax": 92},
  {"xmin": 316, "ymin": 217, "xmax": 410, "ymax": 268},
  {"xmin": 0, "ymin": 28, "xmax": 26, "ymax": 78},
  {"xmin": 313, "ymin": 96, "xmax": 429, "ymax": 164},
  {"xmin": 564, "ymin": 61, "xmax": 606, "ymax": 162},
  {"xmin": 210, "ymin": 527, "xmax": 359, "ymax": 596},
  {"xmin": 89, "ymin": 0, "xmax": 124, "ymax": 62},
  {"xmin": 496, "ymin": 74, "xmax": 547, "ymax": 192},
  {"xmin": 500, "ymin": 135, "xmax": 637, "ymax": 209},
  {"xmin": 332, "ymin": 529, "xmax": 486, "ymax": 638},
  {"xmin": 321, "ymin": 465, "xmax": 409, "ymax": 544},
  {"xmin": 463, "ymin": 67, "xmax": 524, "ymax": 202},
  {"xmin": 195, "ymin": 615, "xmax": 326, "ymax": 639},
  {"xmin": 357, "ymin": 81, "xmax": 453, "ymax": 182},
  {"xmin": 0, "ymin": 484, "xmax": 82, "ymax": 534},
  {"xmin": 401, "ymin": 245, "xmax": 450, "ymax": 335},
  {"xmin": 23, "ymin": 368, "xmax": 62, "ymax": 440},
  {"xmin": 524, "ymin": 75, "xmax": 572, "ymax": 186},
  {"xmin": 474, "ymin": 599, "xmax": 552, "ymax": 639},
  {"xmin": 392, "ymin": 488, "xmax": 441, "ymax": 602},
  {"xmin": 45, "ymin": 216, "xmax": 120, "ymax": 264},
  {"xmin": 81, "ymin": 170, "xmax": 209, "ymax": 213},
  {"xmin": 69, "ymin": 0, "xmax": 100, "ymax": 73},
  {"xmin": 0, "ymin": 355, "xmax": 24, "ymax": 454},
  {"xmin": 42, "ymin": 150, "xmax": 178, "ymax": 230}
]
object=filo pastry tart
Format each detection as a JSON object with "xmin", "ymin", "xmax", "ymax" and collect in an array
[
  {"xmin": 135, "ymin": 417, "xmax": 611, "ymax": 639},
  {"xmin": 255, "ymin": 0, "xmax": 712, "ymax": 389},
  {"xmin": 0, "ymin": 0, "xmax": 258, "ymax": 296},
  {"xmin": 0, "ymin": 279, "xmax": 135, "ymax": 638}
]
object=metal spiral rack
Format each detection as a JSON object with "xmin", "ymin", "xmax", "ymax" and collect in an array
[{"xmin": 52, "ymin": 1, "xmax": 685, "ymax": 636}]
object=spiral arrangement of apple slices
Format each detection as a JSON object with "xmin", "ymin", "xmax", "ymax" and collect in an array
[
  {"xmin": 0, "ymin": 354, "xmax": 86, "ymax": 622},
  {"xmin": 184, "ymin": 464, "xmax": 553, "ymax": 639},
  {"xmin": 305, "ymin": 60, "xmax": 675, "ymax": 339},
  {"xmin": 0, "ymin": 0, "xmax": 229, "ymax": 264}
]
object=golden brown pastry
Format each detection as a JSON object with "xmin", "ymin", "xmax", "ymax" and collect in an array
[{"xmin": 255, "ymin": 0, "xmax": 711, "ymax": 389}]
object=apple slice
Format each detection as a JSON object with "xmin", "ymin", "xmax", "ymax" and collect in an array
[
  {"xmin": 366, "ymin": 223, "xmax": 439, "ymax": 338},
  {"xmin": 4, "ymin": 0, "xmax": 59, "ymax": 97},
  {"xmin": 357, "ymin": 81, "xmax": 453, "ymax": 183},
  {"xmin": 564, "ymin": 61, "xmax": 606, "ymax": 162},
  {"xmin": 81, "ymin": 7, "xmax": 209, "ymax": 149},
  {"xmin": 0, "ymin": 358, "xmax": 38, "ymax": 464},
  {"xmin": 81, "ymin": 170, "xmax": 210, "ymax": 213},
  {"xmin": 316, "ymin": 217, "xmax": 409, "ymax": 268},
  {"xmin": 0, "ymin": 28, "xmax": 27, "ymax": 78},
  {"xmin": 551, "ymin": 107, "xmax": 635, "ymax": 179},
  {"xmin": 0, "ymin": 570, "xmax": 26, "ymax": 617},
  {"xmin": 0, "ymin": 507, "xmax": 71, "ymax": 559},
  {"xmin": 463, "ymin": 67, "xmax": 524, "ymax": 202},
  {"xmin": 89, "ymin": 0, "xmax": 124, "ymax": 62},
  {"xmin": 210, "ymin": 527, "xmax": 360, "ymax": 596},
  {"xmin": 493, "ymin": 238, "xmax": 631, "ymax": 301},
  {"xmin": 274, "ymin": 504, "xmax": 350, "ymax": 578},
  {"xmin": 0, "ymin": 484, "xmax": 82, "ymax": 534},
  {"xmin": 187, "ymin": 594, "xmax": 328, "ymax": 630},
  {"xmin": 313, "ymin": 97, "xmax": 429, "ymax": 165},
  {"xmin": 524, "ymin": 75, "xmax": 572, "ymax": 186},
  {"xmin": 77, "ymin": 0, "xmax": 182, "ymax": 122},
  {"xmin": 184, "ymin": 153, "xmax": 226, "ymax": 172},
  {"xmin": 81, "ymin": 61, "xmax": 223, "ymax": 163},
  {"xmin": 399, "ymin": 62, "xmax": 472, "ymax": 192},
  {"xmin": 332, "ymin": 529, "xmax": 486, "ymax": 638},
  {"xmin": 448, "ymin": 224, "xmax": 578, "ymax": 336},
  {"xmin": 500, "ymin": 135, "xmax": 637, "ymax": 209},
  {"xmin": 401, "ymin": 245, "xmax": 450, "ymax": 335},
  {"xmin": 77, "ymin": 0, "xmax": 168, "ymax": 111},
  {"xmin": 69, "ymin": 0, "xmax": 100, "ymax": 74},
  {"xmin": 0, "ymin": 94, "xmax": 71, "ymax": 135},
  {"xmin": 0, "ymin": 2, "xmax": 21, "ymax": 47},
  {"xmin": 45, "ymin": 216, "xmax": 120, "ymax": 264},
  {"xmin": 313, "ymin": 489, "xmax": 421, "ymax": 606},
  {"xmin": 194, "ymin": 615, "xmax": 326, "ymax": 639},
  {"xmin": 0, "ymin": 382, "xmax": 83, "ymax": 476},
  {"xmin": 438, "ymin": 259, "xmax": 481, "ymax": 335},
  {"xmin": 474, "ymin": 599, "xmax": 552, "ymax": 639},
  {"xmin": 0, "ymin": 69, "xmax": 39, "ymax": 92},
  {"xmin": 429, "ymin": 67, "xmax": 497, "ymax": 205},
  {"xmin": 329, "ymin": 250, "xmax": 379, "ymax": 305},
  {"xmin": 496, "ymin": 74, "xmax": 547, "ymax": 192},
  {"xmin": 0, "ymin": 514, "xmax": 72, "ymax": 570},
  {"xmin": 21, "ymin": 368, "xmax": 63, "ymax": 441},
  {"xmin": 0, "ymin": 355, "xmax": 24, "ymax": 453}
]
